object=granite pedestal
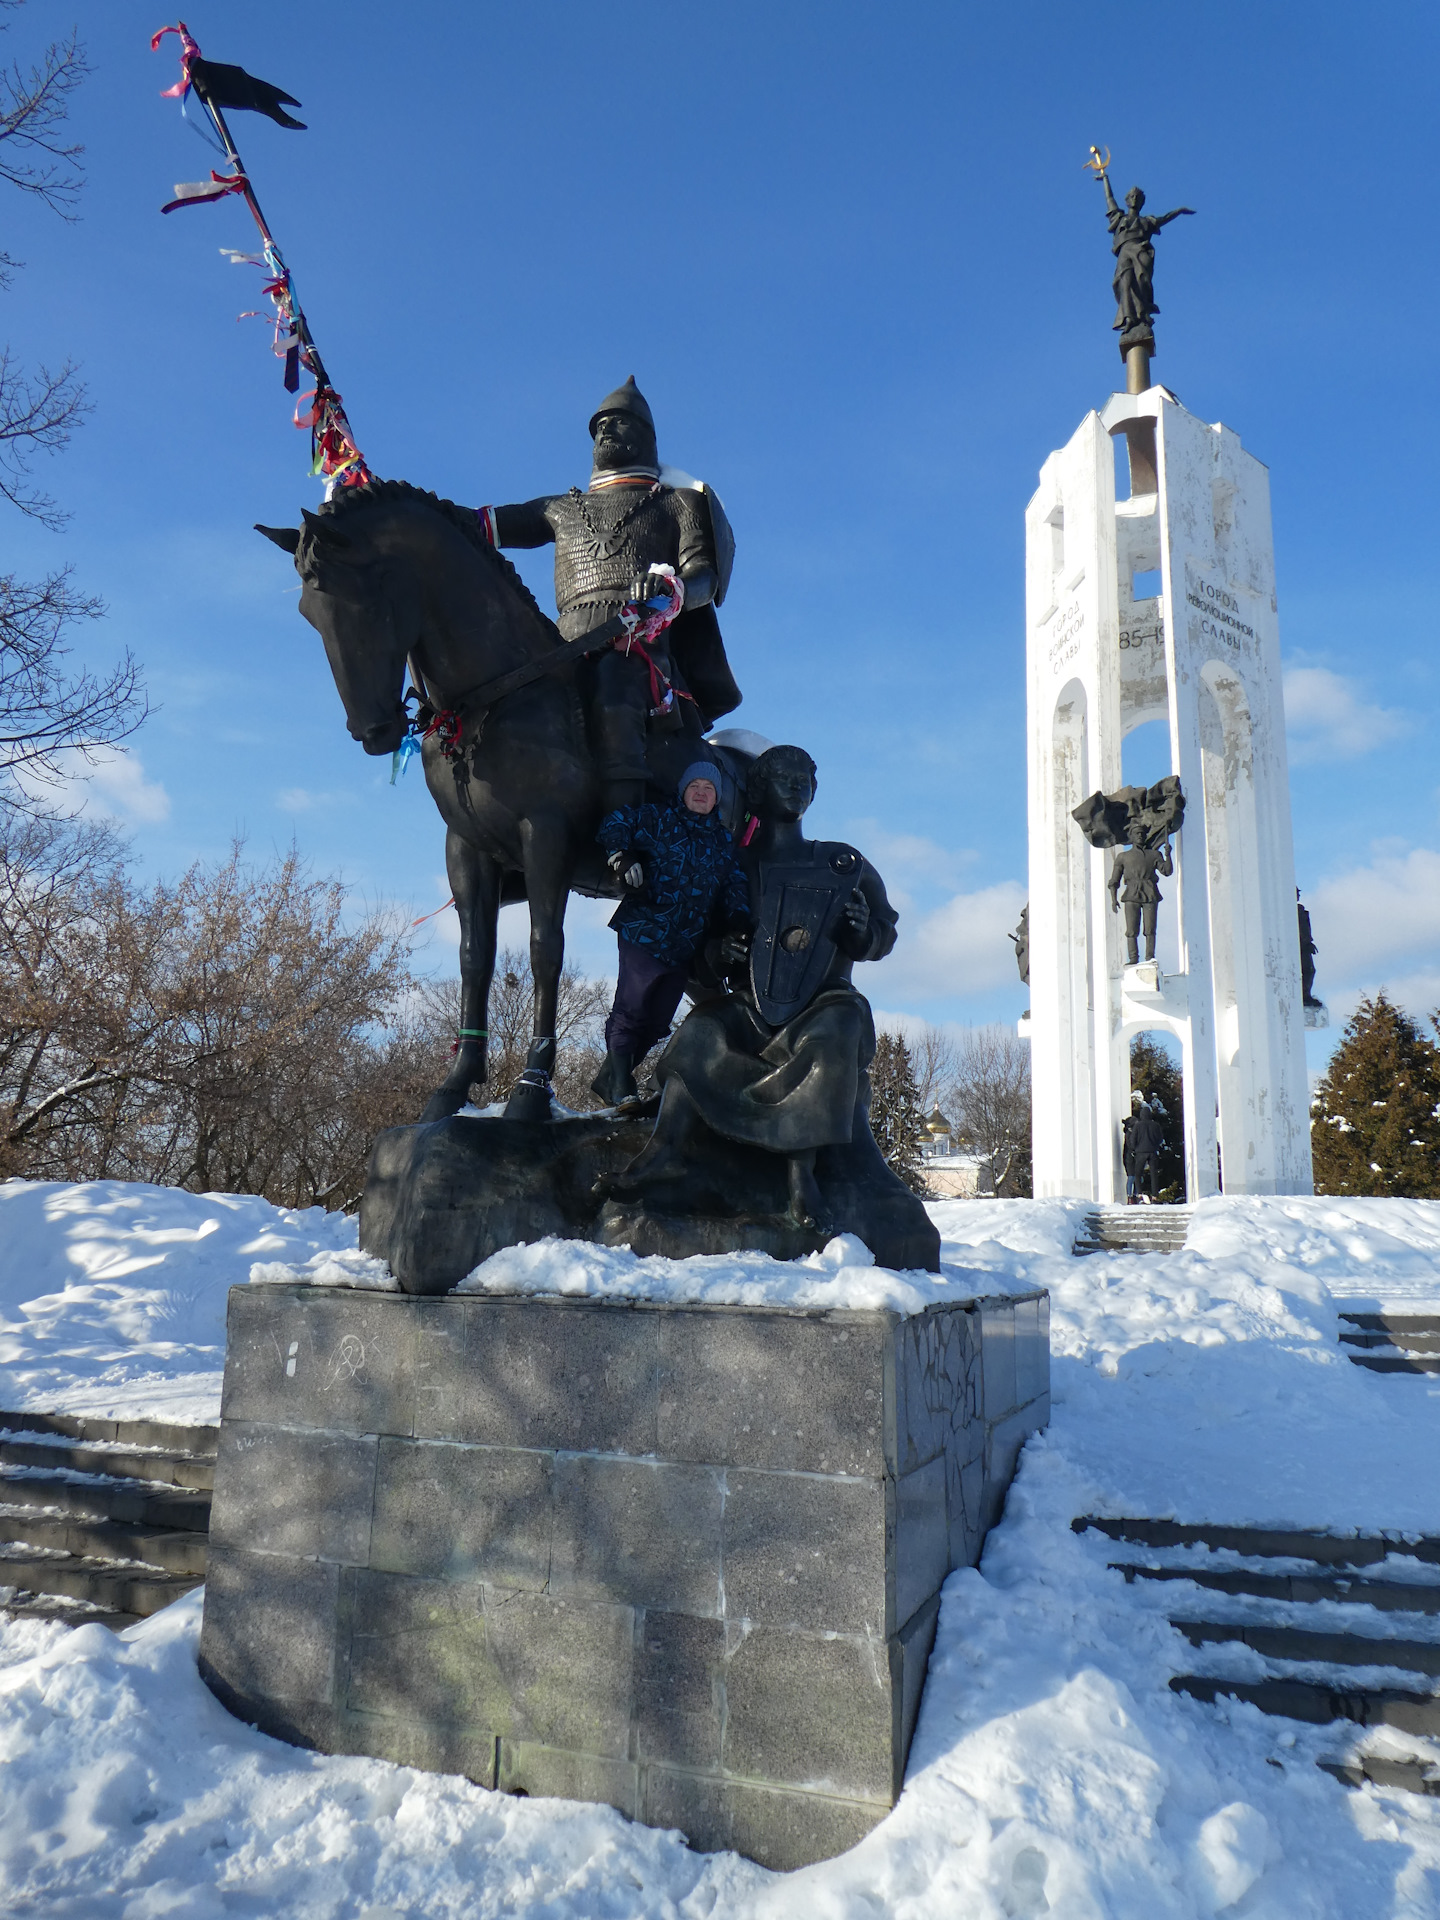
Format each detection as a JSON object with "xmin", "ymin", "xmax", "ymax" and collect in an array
[{"xmin": 199, "ymin": 1282, "xmax": 1049, "ymax": 1872}]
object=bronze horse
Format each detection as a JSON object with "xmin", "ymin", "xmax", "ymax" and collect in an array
[{"xmin": 258, "ymin": 479, "xmax": 715, "ymax": 1122}]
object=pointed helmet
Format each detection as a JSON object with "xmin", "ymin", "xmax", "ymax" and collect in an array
[{"xmin": 588, "ymin": 375, "xmax": 656, "ymax": 439}]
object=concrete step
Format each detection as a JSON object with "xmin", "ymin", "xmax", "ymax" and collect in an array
[
  {"xmin": 0, "ymin": 1409, "xmax": 217, "ymax": 1457},
  {"xmin": 1319, "ymin": 1752, "xmax": 1440, "ymax": 1796},
  {"xmin": 1079, "ymin": 1509, "xmax": 1440, "ymax": 1796},
  {"xmin": 1338, "ymin": 1314, "xmax": 1440, "ymax": 1371},
  {"xmin": 0, "ymin": 1470, "xmax": 210, "ymax": 1533},
  {"xmin": 0, "ymin": 1435, "xmax": 214, "ymax": 1491},
  {"xmin": 1341, "ymin": 1330, "xmax": 1440, "ymax": 1354},
  {"xmin": 0, "ymin": 1507, "xmax": 208, "ymax": 1577},
  {"xmin": 1172, "ymin": 1672, "xmax": 1440, "ymax": 1736},
  {"xmin": 1340, "ymin": 1313, "xmax": 1440, "ymax": 1337},
  {"xmin": 0, "ymin": 1553, "xmax": 199, "ymax": 1617},
  {"xmin": 0, "ymin": 1592, "xmax": 143, "ymax": 1632},
  {"xmin": 1073, "ymin": 1208, "xmax": 1192, "ymax": 1256},
  {"xmin": 1112, "ymin": 1560, "xmax": 1440, "ymax": 1613},
  {"xmin": 1075, "ymin": 1516, "xmax": 1440, "ymax": 1567},
  {"xmin": 0, "ymin": 1409, "xmax": 216, "ymax": 1634},
  {"xmin": 1173, "ymin": 1619, "xmax": 1440, "ymax": 1677}
]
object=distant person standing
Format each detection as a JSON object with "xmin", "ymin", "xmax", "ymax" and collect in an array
[{"xmin": 1128, "ymin": 1097, "xmax": 1165, "ymax": 1203}]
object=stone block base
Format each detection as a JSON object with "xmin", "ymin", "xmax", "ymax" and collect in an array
[{"xmin": 200, "ymin": 1283, "xmax": 1048, "ymax": 1870}]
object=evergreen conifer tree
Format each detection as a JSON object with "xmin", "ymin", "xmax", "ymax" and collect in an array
[
  {"xmin": 1129, "ymin": 1034, "xmax": 1185, "ymax": 1200},
  {"xmin": 870, "ymin": 1031, "xmax": 928, "ymax": 1194},
  {"xmin": 1312, "ymin": 992, "xmax": 1440, "ymax": 1197}
]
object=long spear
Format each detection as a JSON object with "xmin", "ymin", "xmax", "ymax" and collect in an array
[{"xmin": 151, "ymin": 22, "xmax": 371, "ymax": 487}]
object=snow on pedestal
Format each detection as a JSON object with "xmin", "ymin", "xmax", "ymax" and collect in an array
[{"xmin": 1023, "ymin": 389, "xmax": 1312, "ymax": 1202}]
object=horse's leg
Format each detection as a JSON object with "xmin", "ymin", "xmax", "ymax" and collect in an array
[
  {"xmin": 421, "ymin": 829, "xmax": 501, "ymax": 1124},
  {"xmin": 502, "ymin": 821, "xmax": 570, "ymax": 1123}
]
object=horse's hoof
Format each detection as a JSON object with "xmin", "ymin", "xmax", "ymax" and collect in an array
[
  {"xmin": 420, "ymin": 1087, "xmax": 467, "ymax": 1123},
  {"xmin": 503, "ymin": 1078, "xmax": 553, "ymax": 1123}
]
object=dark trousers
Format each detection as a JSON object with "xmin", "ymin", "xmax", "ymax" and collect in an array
[{"xmin": 605, "ymin": 939, "xmax": 690, "ymax": 1060}]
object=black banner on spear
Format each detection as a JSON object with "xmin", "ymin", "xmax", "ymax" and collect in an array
[{"xmin": 151, "ymin": 21, "xmax": 371, "ymax": 487}]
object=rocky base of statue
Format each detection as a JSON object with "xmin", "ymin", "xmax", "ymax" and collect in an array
[{"xmin": 360, "ymin": 1111, "xmax": 941, "ymax": 1293}]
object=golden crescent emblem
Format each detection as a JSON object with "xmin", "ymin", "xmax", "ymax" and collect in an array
[{"xmin": 1083, "ymin": 145, "xmax": 1111, "ymax": 175}]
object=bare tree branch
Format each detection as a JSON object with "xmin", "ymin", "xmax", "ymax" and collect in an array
[
  {"xmin": 0, "ymin": 567, "xmax": 146, "ymax": 793},
  {"xmin": 0, "ymin": 346, "xmax": 88, "ymax": 524},
  {"xmin": 0, "ymin": 13, "xmax": 86, "ymax": 216}
]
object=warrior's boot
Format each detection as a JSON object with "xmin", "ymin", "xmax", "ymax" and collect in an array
[
  {"xmin": 591, "ymin": 1048, "xmax": 639, "ymax": 1110},
  {"xmin": 593, "ymin": 651, "xmax": 654, "ymax": 812}
]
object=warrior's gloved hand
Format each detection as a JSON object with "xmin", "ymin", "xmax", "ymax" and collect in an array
[
  {"xmin": 720, "ymin": 931, "xmax": 751, "ymax": 965},
  {"xmin": 843, "ymin": 888, "xmax": 870, "ymax": 939}
]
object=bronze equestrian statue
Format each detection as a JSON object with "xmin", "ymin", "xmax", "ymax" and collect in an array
[{"xmin": 255, "ymin": 379, "xmax": 741, "ymax": 1124}]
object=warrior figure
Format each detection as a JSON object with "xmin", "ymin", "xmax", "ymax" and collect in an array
[
  {"xmin": 1109, "ymin": 833, "xmax": 1174, "ymax": 965},
  {"xmin": 477, "ymin": 377, "xmax": 739, "ymax": 810},
  {"xmin": 606, "ymin": 745, "xmax": 898, "ymax": 1235},
  {"xmin": 1097, "ymin": 177, "xmax": 1195, "ymax": 355},
  {"xmin": 1297, "ymin": 889, "xmax": 1321, "ymax": 1008},
  {"xmin": 1009, "ymin": 903, "xmax": 1030, "ymax": 987}
]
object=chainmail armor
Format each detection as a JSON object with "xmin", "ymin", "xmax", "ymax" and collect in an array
[{"xmin": 548, "ymin": 485, "xmax": 711, "ymax": 639}]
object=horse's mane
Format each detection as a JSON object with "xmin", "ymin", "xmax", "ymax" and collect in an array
[{"xmin": 318, "ymin": 477, "xmax": 548, "ymax": 623}]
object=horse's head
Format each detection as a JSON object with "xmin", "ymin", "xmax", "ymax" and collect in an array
[{"xmin": 258, "ymin": 504, "xmax": 410, "ymax": 756}]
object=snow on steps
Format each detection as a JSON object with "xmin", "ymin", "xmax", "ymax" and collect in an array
[
  {"xmin": 1075, "ymin": 1516, "xmax": 1440, "ymax": 1797},
  {"xmin": 1339, "ymin": 1311, "xmax": 1440, "ymax": 1375},
  {"xmin": 0, "ymin": 1410, "xmax": 215, "ymax": 1631},
  {"xmin": 1071, "ymin": 1205, "xmax": 1193, "ymax": 1256}
]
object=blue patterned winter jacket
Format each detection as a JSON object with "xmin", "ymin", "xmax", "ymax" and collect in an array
[{"xmin": 597, "ymin": 802, "xmax": 750, "ymax": 966}]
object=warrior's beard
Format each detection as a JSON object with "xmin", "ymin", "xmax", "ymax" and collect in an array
[{"xmin": 593, "ymin": 423, "xmax": 658, "ymax": 476}]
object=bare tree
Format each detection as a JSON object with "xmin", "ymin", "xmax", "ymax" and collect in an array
[
  {"xmin": 945, "ymin": 1024, "xmax": 1032, "ymax": 1196},
  {"xmin": 908, "ymin": 1022, "xmax": 960, "ymax": 1115},
  {"xmin": 408, "ymin": 951, "xmax": 611, "ymax": 1112},
  {"xmin": 0, "ymin": 834, "xmax": 414, "ymax": 1204},
  {"xmin": 0, "ymin": 5, "xmax": 143, "ymax": 803}
]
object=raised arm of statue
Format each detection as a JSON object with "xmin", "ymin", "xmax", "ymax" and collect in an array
[
  {"xmin": 1100, "ymin": 172, "xmax": 1121, "ymax": 218},
  {"xmin": 1154, "ymin": 207, "xmax": 1196, "ymax": 229}
]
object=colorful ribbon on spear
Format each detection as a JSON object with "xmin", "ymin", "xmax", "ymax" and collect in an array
[{"xmin": 151, "ymin": 22, "xmax": 372, "ymax": 489}]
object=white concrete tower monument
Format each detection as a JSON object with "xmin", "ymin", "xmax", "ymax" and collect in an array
[{"xmin": 1023, "ymin": 384, "xmax": 1313, "ymax": 1202}]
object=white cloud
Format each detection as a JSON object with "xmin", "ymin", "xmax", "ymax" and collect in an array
[
  {"xmin": 1308, "ymin": 848, "xmax": 1440, "ymax": 984},
  {"xmin": 1282, "ymin": 663, "xmax": 1408, "ymax": 765},
  {"xmin": 841, "ymin": 820, "xmax": 980, "ymax": 901},
  {"xmin": 869, "ymin": 879, "xmax": 1028, "ymax": 1003},
  {"xmin": 17, "ymin": 746, "xmax": 171, "ymax": 824}
]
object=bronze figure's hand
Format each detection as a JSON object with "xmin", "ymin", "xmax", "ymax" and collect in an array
[
  {"xmin": 720, "ymin": 931, "xmax": 751, "ymax": 964},
  {"xmin": 843, "ymin": 888, "xmax": 870, "ymax": 936}
]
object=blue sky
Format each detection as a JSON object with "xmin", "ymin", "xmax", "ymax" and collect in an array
[{"xmin": 7, "ymin": 1, "xmax": 1439, "ymax": 1063}]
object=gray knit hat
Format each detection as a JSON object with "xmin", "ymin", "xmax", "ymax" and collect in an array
[{"xmin": 679, "ymin": 761, "xmax": 721, "ymax": 798}]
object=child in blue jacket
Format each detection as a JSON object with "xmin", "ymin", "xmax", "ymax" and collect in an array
[{"xmin": 593, "ymin": 760, "xmax": 749, "ymax": 1108}]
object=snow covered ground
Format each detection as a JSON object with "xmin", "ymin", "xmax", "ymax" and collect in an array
[{"xmin": 1, "ymin": 1178, "xmax": 1440, "ymax": 1914}]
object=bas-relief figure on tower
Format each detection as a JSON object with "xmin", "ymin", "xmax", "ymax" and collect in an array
[
  {"xmin": 1298, "ymin": 889, "xmax": 1321, "ymax": 1009},
  {"xmin": 1072, "ymin": 777, "xmax": 1185, "ymax": 967}
]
